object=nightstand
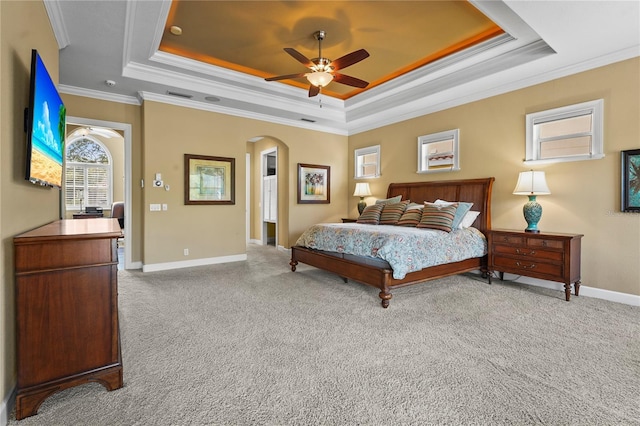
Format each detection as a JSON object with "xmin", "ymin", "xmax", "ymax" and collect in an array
[
  {"xmin": 341, "ymin": 218, "xmax": 358, "ymax": 223},
  {"xmin": 488, "ymin": 229, "xmax": 583, "ymax": 301}
]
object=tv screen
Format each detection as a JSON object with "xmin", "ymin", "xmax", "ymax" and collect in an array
[{"xmin": 25, "ymin": 49, "xmax": 66, "ymax": 188}]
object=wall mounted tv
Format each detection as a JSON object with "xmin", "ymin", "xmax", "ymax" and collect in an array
[{"xmin": 24, "ymin": 49, "xmax": 66, "ymax": 188}]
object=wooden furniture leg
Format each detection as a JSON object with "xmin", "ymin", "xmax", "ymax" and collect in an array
[{"xmin": 564, "ymin": 282, "xmax": 572, "ymax": 301}]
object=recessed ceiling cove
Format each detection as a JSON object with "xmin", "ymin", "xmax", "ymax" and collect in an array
[{"xmin": 159, "ymin": 1, "xmax": 503, "ymax": 100}]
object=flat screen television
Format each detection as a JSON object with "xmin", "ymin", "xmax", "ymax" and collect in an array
[{"xmin": 24, "ymin": 49, "xmax": 66, "ymax": 188}]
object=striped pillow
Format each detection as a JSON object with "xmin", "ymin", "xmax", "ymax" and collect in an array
[
  {"xmin": 396, "ymin": 208, "xmax": 422, "ymax": 227},
  {"xmin": 417, "ymin": 203, "xmax": 458, "ymax": 232},
  {"xmin": 356, "ymin": 203, "xmax": 384, "ymax": 224},
  {"xmin": 379, "ymin": 200, "xmax": 410, "ymax": 225}
]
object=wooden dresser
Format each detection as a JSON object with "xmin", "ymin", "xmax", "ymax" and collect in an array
[
  {"xmin": 14, "ymin": 219, "xmax": 123, "ymax": 420},
  {"xmin": 488, "ymin": 229, "xmax": 583, "ymax": 301}
]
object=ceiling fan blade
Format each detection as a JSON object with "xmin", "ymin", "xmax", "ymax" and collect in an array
[
  {"xmin": 333, "ymin": 73, "xmax": 369, "ymax": 88},
  {"xmin": 265, "ymin": 73, "xmax": 307, "ymax": 82},
  {"xmin": 329, "ymin": 49, "xmax": 370, "ymax": 71},
  {"xmin": 308, "ymin": 84, "xmax": 320, "ymax": 97},
  {"xmin": 284, "ymin": 48, "xmax": 314, "ymax": 68}
]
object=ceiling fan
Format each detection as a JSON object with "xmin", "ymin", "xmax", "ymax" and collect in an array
[{"xmin": 265, "ymin": 30, "xmax": 370, "ymax": 97}]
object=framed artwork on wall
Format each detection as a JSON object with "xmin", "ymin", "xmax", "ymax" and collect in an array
[
  {"xmin": 297, "ymin": 163, "xmax": 330, "ymax": 204},
  {"xmin": 184, "ymin": 154, "xmax": 235, "ymax": 205},
  {"xmin": 621, "ymin": 149, "xmax": 640, "ymax": 212}
]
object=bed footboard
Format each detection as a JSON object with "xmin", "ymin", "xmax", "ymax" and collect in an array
[{"xmin": 291, "ymin": 246, "xmax": 395, "ymax": 307}]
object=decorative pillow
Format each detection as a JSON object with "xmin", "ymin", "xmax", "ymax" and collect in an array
[
  {"xmin": 396, "ymin": 209, "xmax": 422, "ymax": 227},
  {"xmin": 459, "ymin": 211, "xmax": 480, "ymax": 229},
  {"xmin": 375, "ymin": 195, "xmax": 402, "ymax": 205},
  {"xmin": 417, "ymin": 203, "xmax": 458, "ymax": 232},
  {"xmin": 356, "ymin": 203, "xmax": 384, "ymax": 225},
  {"xmin": 434, "ymin": 199, "xmax": 473, "ymax": 230},
  {"xmin": 379, "ymin": 200, "xmax": 410, "ymax": 225}
]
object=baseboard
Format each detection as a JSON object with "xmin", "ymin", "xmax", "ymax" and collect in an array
[
  {"xmin": 500, "ymin": 273, "xmax": 640, "ymax": 307},
  {"xmin": 1, "ymin": 386, "xmax": 16, "ymax": 425},
  {"xmin": 142, "ymin": 253, "xmax": 247, "ymax": 272},
  {"xmin": 249, "ymin": 239, "xmax": 263, "ymax": 245},
  {"xmin": 128, "ymin": 261, "xmax": 143, "ymax": 269},
  {"xmin": 277, "ymin": 245, "xmax": 290, "ymax": 253}
]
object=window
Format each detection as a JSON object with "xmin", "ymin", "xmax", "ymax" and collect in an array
[
  {"xmin": 355, "ymin": 145, "xmax": 380, "ymax": 179},
  {"xmin": 65, "ymin": 136, "xmax": 113, "ymax": 210},
  {"xmin": 417, "ymin": 129, "xmax": 460, "ymax": 173},
  {"xmin": 525, "ymin": 99, "xmax": 604, "ymax": 164}
]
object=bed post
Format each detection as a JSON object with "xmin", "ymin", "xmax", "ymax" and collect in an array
[
  {"xmin": 290, "ymin": 248, "xmax": 298, "ymax": 272},
  {"xmin": 379, "ymin": 276, "xmax": 392, "ymax": 308}
]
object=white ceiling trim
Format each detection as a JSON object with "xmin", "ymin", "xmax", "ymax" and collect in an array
[
  {"xmin": 59, "ymin": 84, "xmax": 141, "ymax": 106},
  {"xmin": 122, "ymin": 60, "xmax": 346, "ymax": 124},
  {"xmin": 346, "ymin": 45, "xmax": 639, "ymax": 135},
  {"xmin": 148, "ymin": 50, "xmax": 345, "ymax": 110},
  {"xmin": 43, "ymin": 0, "xmax": 69, "ymax": 49},
  {"xmin": 139, "ymin": 91, "xmax": 349, "ymax": 136}
]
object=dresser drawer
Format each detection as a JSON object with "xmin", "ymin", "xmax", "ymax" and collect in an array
[
  {"xmin": 492, "ymin": 244, "xmax": 563, "ymax": 262},
  {"xmin": 527, "ymin": 238, "xmax": 564, "ymax": 249},
  {"xmin": 493, "ymin": 234, "xmax": 525, "ymax": 245},
  {"xmin": 493, "ymin": 256, "xmax": 563, "ymax": 277}
]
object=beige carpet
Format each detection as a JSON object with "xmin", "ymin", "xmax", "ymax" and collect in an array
[{"xmin": 9, "ymin": 244, "xmax": 640, "ymax": 425}]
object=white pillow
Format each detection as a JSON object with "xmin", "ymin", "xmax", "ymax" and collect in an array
[
  {"xmin": 459, "ymin": 211, "xmax": 480, "ymax": 229},
  {"xmin": 406, "ymin": 202, "xmax": 424, "ymax": 211}
]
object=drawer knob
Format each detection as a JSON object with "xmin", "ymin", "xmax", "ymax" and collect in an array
[
  {"xmin": 516, "ymin": 261, "xmax": 536, "ymax": 269},
  {"xmin": 515, "ymin": 248, "xmax": 536, "ymax": 256}
]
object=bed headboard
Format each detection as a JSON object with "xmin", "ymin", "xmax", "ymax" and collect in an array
[{"xmin": 387, "ymin": 178, "xmax": 495, "ymax": 234}]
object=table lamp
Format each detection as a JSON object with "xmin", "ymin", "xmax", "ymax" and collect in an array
[
  {"xmin": 513, "ymin": 170, "xmax": 550, "ymax": 233},
  {"xmin": 353, "ymin": 182, "xmax": 372, "ymax": 215}
]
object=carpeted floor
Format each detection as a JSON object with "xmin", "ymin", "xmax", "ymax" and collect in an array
[{"xmin": 9, "ymin": 244, "xmax": 640, "ymax": 425}]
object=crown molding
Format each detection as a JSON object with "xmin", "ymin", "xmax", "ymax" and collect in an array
[
  {"xmin": 138, "ymin": 92, "xmax": 348, "ymax": 136},
  {"xmin": 43, "ymin": 0, "xmax": 70, "ymax": 49},
  {"xmin": 59, "ymin": 84, "xmax": 141, "ymax": 106}
]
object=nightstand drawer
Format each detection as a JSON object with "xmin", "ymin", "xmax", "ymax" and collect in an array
[
  {"xmin": 528, "ymin": 238, "xmax": 564, "ymax": 249},
  {"xmin": 493, "ymin": 257, "xmax": 562, "ymax": 277},
  {"xmin": 492, "ymin": 244, "xmax": 563, "ymax": 262},
  {"xmin": 494, "ymin": 234, "xmax": 525, "ymax": 245}
]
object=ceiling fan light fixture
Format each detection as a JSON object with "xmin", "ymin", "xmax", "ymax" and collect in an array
[{"xmin": 307, "ymin": 71, "xmax": 333, "ymax": 87}]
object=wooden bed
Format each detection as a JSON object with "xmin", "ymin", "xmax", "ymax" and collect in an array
[{"xmin": 289, "ymin": 177, "xmax": 495, "ymax": 308}]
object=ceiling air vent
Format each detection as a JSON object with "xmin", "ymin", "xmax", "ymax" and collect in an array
[
  {"xmin": 300, "ymin": 118, "xmax": 316, "ymax": 123},
  {"xmin": 166, "ymin": 91, "xmax": 193, "ymax": 99}
]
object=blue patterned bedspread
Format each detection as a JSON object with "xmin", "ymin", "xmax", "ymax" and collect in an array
[{"xmin": 294, "ymin": 223, "xmax": 487, "ymax": 279}]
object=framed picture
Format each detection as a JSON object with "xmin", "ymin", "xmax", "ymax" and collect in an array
[
  {"xmin": 621, "ymin": 149, "xmax": 640, "ymax": 212},
  {"xmin": 184, "ymin": 154, "xmax": 235, "ymax": 205},
  {"xmin": 297, "ymin": 163, "xmax": 330, "ymax": 204}
]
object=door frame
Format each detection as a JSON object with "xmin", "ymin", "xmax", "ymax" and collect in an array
[
  {"xmin": 66, "ymin": 116, "xmax": 133, "ymax": 269},
  {"xmin": 260, "ymin": 147, "xmax": 277, "ymax": 246}
]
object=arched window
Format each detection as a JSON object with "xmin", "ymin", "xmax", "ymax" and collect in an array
[{"xmin": 65, "ymin": 136, "xmax": 113, "ymax": 210}]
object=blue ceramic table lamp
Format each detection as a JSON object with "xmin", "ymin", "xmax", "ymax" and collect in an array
[{"xmin": 513, "ymin": 170, "xmax": 551, "ymax": 233}]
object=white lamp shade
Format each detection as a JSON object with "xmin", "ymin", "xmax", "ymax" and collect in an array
[
  {"xmin": 306, "ymin": 71, "xmax": 334, "ymax": 87},
  {"xmin": 353, "ymin": 182, "xmax": 372, "ymax": 197},
  {"xmin": 513, "ymin": 170, "xmax": 551, "ymax": 195}
]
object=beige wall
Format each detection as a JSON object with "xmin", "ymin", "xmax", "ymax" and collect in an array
[
  {"xmin": 0, "ymin": 0, "xmax": 61, "ymax": 415},
  {"xmin": 141, "ymin": 101, "xmax": 348, "ymax": 266},
  {"xmin": 348, "ymin": 57, "xmax": 640, "ymax": 296}
]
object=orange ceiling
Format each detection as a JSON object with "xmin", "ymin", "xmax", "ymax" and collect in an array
[{"xmin": 160, "ymin": 1, "xmax": 504, "ymax": 100}]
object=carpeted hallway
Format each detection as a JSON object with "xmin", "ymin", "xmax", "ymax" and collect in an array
[{"xmin": 8, "ymin": 244, "xmax": 640, "ymax": 425}]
